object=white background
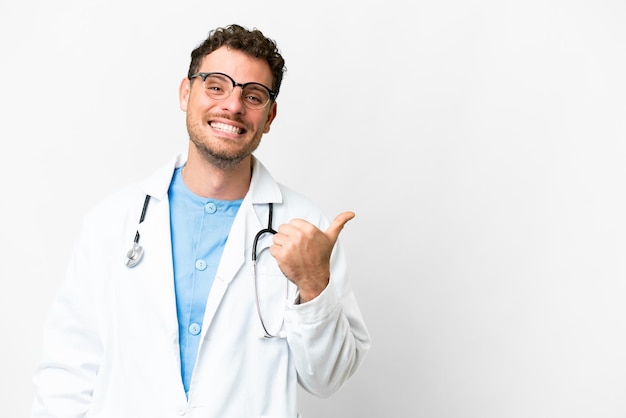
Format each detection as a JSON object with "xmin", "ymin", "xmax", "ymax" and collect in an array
[{"xmin": 2, "ymin": 0, "xmax": 626, "ymax": 417}]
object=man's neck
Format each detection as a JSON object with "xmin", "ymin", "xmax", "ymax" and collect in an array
[{"xmin": 182, "ymin": 151, "xmax": 252, "ymax": 200}]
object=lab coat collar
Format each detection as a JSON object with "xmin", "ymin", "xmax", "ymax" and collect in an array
[
  {"xmin": 137, "ymin": 153, "xmax": 186, "ymax": 202},
  {"xmin": 249, "ymin": 155, "xmax": 283, "ymax": 205},
  {"xmin": 137, "ymin": 153, "xmax": 283, "ymax": 204}
]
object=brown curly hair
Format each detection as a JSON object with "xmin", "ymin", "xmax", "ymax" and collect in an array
[{"xmin": 187, "ymin": 24, "xmax": 286, "ymax": 99}]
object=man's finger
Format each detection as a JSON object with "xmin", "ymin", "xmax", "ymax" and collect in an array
[{"xmin": 325, "ymin": 211, "xmax": 356, "ymax": 244}]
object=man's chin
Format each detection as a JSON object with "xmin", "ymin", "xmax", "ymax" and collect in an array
[{"xmin": 200, "ymin": 149, "xmax": 249, "ymax": 171}]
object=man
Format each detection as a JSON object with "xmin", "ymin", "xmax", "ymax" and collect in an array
[{"xmin": 31, "ymin": 24, "xmax": 371, "ymax": 417}]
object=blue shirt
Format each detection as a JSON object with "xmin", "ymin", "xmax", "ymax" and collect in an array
[{"xmin": 168, "ymin": 166, "xmax": 242, "ymax": 395}]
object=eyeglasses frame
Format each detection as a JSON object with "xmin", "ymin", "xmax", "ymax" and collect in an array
[{"xmin": 189, "ymin": 71, "xmax": 277, "ymax": 109}]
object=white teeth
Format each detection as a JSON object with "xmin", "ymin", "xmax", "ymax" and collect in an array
[{"xmin": 211, "ymin": 122, "xmax": 242, "ymax": 134}]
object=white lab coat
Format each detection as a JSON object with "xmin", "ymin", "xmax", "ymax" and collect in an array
[{"xmin": 31, "ymin": 154, "xmax": 371, "ymax": 418}]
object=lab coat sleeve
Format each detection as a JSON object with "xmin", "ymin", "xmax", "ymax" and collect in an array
[
  {"xmin": 283, "ymin": 239, "xmax": 371, "ymax": 398},
  {"xmin": 31, "ymin": 215, "xmax": 104, "ymax": 417}
]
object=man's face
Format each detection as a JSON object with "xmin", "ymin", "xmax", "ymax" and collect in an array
[{"xmin": 179, "ymin": 46, "xmax": 277, "ymax": 169}]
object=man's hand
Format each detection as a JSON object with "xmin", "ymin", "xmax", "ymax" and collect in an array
[{"xmin": 269, "ymin": 212, "xmax": 355, "ymax": 303}]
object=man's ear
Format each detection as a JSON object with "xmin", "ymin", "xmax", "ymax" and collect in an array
[
  {"xmin": 179, "ymin": 77, "xmax": 191, "ymax": 112},
  {"xmin": 263, "ymin": 101, "xmax": 278, "ymax": 133}
]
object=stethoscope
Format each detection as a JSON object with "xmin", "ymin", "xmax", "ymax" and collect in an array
[
  {"xmin": 125, "ymin": 195, "xmax": 286, "ymax": 338},
  {"xmin": 125, "ymin": 194, "xmax": 151, "ymax": 268}
]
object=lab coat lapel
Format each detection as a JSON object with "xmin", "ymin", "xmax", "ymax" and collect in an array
[
  {"xmin": 134, "ymin": 193, "xmax": 187, "ymax": 401},
  {"xmin": 136, "ymin": 195, "xmax": 179, "ymax": 343},
  {"xmin": 199, "ymin": 199, "xmax": 262, "ymax": 337}
]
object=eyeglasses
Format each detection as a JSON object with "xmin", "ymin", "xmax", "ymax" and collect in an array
[{"xmin": 189, "ymin": 72, "xmax": 277, "ymax": 110}]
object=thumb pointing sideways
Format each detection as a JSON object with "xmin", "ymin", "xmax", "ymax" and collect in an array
[{"xmin": 325, "ymin": 211, "xmax": 356, "ymax": 245}]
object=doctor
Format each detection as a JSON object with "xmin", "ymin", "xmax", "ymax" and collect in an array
[{"xmin": 30, "ymin": 23, "xmax": 371, "ymax": 418}]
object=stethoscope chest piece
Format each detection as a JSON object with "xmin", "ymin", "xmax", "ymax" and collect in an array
[{"xmin": 125, "ymin": 243, "xmax": 144, "ymax": 268}]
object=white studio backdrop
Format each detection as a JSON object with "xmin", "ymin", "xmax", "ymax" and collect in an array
[{"xmin": 1, "ymin": 0, "xmax": 625, "ymax": 417}]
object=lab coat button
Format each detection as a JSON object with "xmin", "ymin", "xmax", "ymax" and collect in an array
[
  {"xmin": 205, "ymin": 202, "xmax": 217, "ymax": 213},
  {"xmin": 195, "ymin": 259, "xmax": 207, "ymax": 270},
  {"xmin": 188, "ymin": 323, "xmax": 201, "ymax": 335}
]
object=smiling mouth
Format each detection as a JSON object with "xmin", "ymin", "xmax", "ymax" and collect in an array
[{"xmin": 210, "ymin": 121, "xmax": 244, "ymax": 135}]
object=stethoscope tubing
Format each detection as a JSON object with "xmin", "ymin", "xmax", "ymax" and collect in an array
[
  {"xmin": 252, "ymin": 203, "xmax": 281, "ymax": 338},
  {"xmin": 252, "ymin": 203, "xmax": 277, "ymax": 262}
]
